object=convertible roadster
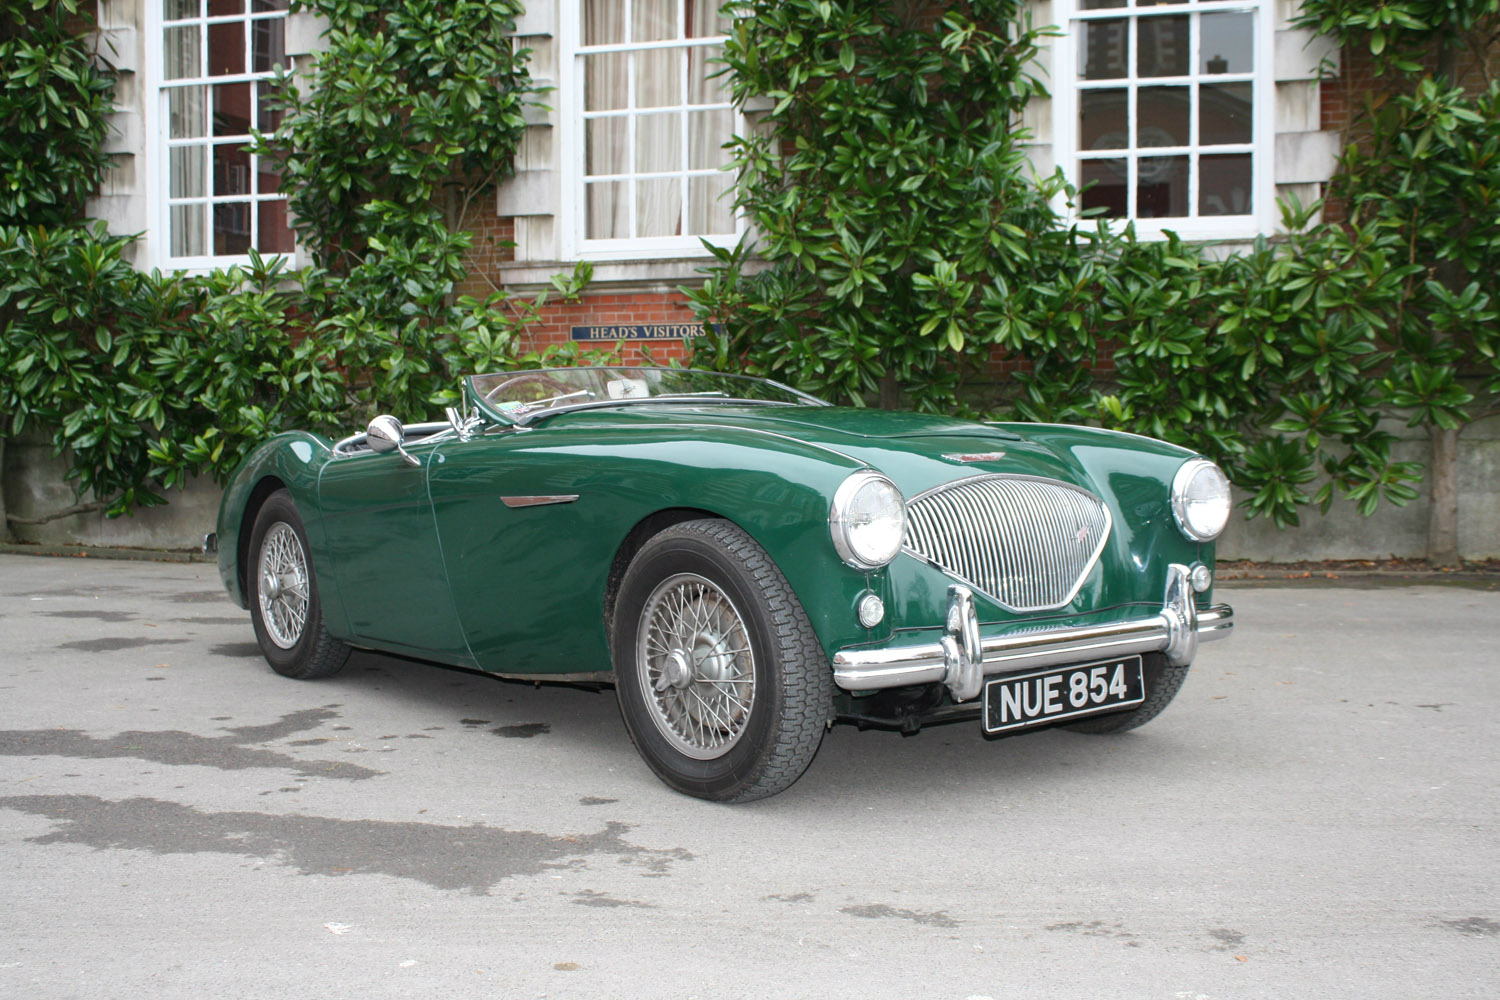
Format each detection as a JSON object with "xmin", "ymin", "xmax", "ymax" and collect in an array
[{"xmin": 210, "ymin": 366, "xmax": 1234, "ymax": 801}]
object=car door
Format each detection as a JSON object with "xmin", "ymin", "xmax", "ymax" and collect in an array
[
  {"xmin": 315, "ymin": 440, "xmax": 473, "ymax": 665},
  {"xmin": 427, "ymin": 427, "xmax": 621, "ymax": 676}
]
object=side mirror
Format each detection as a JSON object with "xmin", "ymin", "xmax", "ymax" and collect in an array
[{"xmin": 366, "ymin": 415, "xmax": 420, "ymax": 467}]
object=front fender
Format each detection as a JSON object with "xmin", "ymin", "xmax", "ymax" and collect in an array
[{"xmin": 214, "ymin": 432, "xmax": 333, "ymax": 609}]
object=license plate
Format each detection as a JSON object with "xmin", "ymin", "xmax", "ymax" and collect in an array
[{"xmin": 982, "ymin": 656, "xmax": 1145, "ymax": 735}]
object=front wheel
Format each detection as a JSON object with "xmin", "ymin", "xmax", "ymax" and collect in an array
[
  {"xmin": 247, "ymin": 489, "xmax": 350, "ymax": 680},
  {"xmin": 611, "ymin": 519, "xmax": 832, "ymax": 802}
]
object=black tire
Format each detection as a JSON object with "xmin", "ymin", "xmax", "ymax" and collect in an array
[
  {"xmin": 1063, "ymin": 653, "xmax": 1187, "ymax": 734},
  {"xmin": 611, "ymin": 519, "xmax": 832, "ymax": 802},
  {"xmin": 246, "ymin": 489, "xmax": 350, "ymax": 680}
]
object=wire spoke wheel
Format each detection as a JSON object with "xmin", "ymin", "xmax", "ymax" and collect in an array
[
  {"xmin": 256, "ymin": 522, "xmax": 309, "ymax": 649},
  {"xmin": 246, "ymin": 489, "xmax": 349, "ymax": 680},
  {"xmin": 613, "ymin": 519, "xmax": 832, "ymax": 801},
  {"xmin": 637, "ymin": 573, "xmax": 756, "ymax": 760}
]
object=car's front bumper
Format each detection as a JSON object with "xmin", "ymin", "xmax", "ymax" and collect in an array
[{"xmin": 832, "ymin": 563, "xmax": 1233, "ymax": 702}]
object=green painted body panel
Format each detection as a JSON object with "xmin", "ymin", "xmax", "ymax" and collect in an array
[{"xmin": 215, "ymin": 384, "xmax": 1218, "ymax": 678}]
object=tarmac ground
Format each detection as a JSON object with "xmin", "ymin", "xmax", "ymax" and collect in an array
[{"xmin": 1, "ymin": 553, "xmax": 1497, "ymax": 999}]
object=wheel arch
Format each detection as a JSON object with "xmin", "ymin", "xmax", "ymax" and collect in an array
[
  {"xmin": 602, "ymin": 507, "xmax": 722, "ymax": 636},
  {"xmin": 235, "ymin": 475, "xmax": 287, "ymax": 604}
]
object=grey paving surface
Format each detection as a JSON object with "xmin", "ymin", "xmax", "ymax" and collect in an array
[{"xmin": 0, "ymin": 553, "xmax": 1496, "ymax": 999}]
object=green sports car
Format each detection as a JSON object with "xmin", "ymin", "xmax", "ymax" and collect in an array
[{"xmin": 210, "ymin": 366, "xmax": 1234, "ymax": 801}]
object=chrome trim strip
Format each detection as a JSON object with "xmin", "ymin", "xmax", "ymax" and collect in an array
[
  {"xmin": 500, "ymin": 495, "xmax": 581, "ymax": 508},
  {"xmin": 832, "ymin": 564, "xmax": 1233, "ymax": 700}
]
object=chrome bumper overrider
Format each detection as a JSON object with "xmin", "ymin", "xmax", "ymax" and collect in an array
[{"xmin": 832, "ymin": 563, "xmax": 1234, "ymax": 702}]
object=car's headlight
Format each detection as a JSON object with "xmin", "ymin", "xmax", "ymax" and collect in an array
[
  {"xmin": 1171, "ymin": 458, "xmax": 1232, "ymax": 542},
  {"xmin": 830, "ymin": 471, "xmax": 906, "ymax": 570}
]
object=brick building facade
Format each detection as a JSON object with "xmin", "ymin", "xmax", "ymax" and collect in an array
[{"xmin": 89, "ymin": 0, "xmax": 1352, "ymax": 366}]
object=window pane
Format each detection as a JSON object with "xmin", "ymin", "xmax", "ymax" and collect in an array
[
  {"xmin": 256, "ymin": 79, "xmax": 283, "ymax": 132},
  {"xmin": 165, "ymin": 26, "xmax": 200, "ymax": 79},
  {"xmin": 586, "ymin": 116, "xmax": 630, "ymax": 176},
  {"xmin": 165, "ymin": 0, "xmax": 198, "ymax": 20},
  {"xmin": 688, "ymin": 109, "xmax": 732, "ymax": 169},
  {"xmin": 1200, "ymin": 153, "xmax": 1252, "ymax": 215},
  {"xmin": 252, "ymin": 14, "xmax": 285, "ymax": 72},
  {"xmin": 1200, "ymin": 82, "xmax": 1252, "ymax": 145},
  {"xmin": 635, "ymin": 112, "xmax": 682, "ymax": 174},
  {"xmin": 208, "ymin": 0, "xmax": 242, "ymax": 14},
  {"xmin": 170, "ymin": 145, "xmax": 206, "ymax": 197},
  {"xmin": 1079, "ymin": 88, "xmax": 1127, "ymax": 150},
  {"xmin": 1138, "ymin": 15, "xmax": 1188, "ymax": 77},
  {"xmin": 208, "ymin": 18, "xmax": 244, "ymax": 76},
  {"xmin": 586, "ymin": 180, "xmax": 627, "ymax": 239},
  {"xmin": 636, "ymin": 177, "xmax": 681, "ymax": 237},
  {"xmin": 214, "ymin": 203, "xmax": 250, "ymax": 255},
  {"xmin": 584, "ymin": 53, "xmax": 628, "ymax": 111},
  {"xmin": 1138, "ymin": 86, "xmax": 1189, "ymax": 147},
  {"xmin": 213, "ymin": 82, "xmax": 252, "ymax": 136},
  {"xmin": 1080, "ymin": 19, "xmax": 1127, "ymax": 81},
  {"xmin": 168, "ymin": 85, "xmax": 207, "ymax": 138},
  {"xmin": 1081, "ymin": 0, "xmax": 1125, "ymax": 7},
  {"xmin": 1137, "ymin": 154, "xmax": 1188, "ymax": 217},
  {"xmin": 1202, "ymin": 13, "xmax": 1253, "ymax": 74},
  {"xmin": 214, "ymin": 141, "xmax": 251, "ymax": 196},
  {"xmin": 1080, "ymin": 159, "xmax": 1127, "ymax": 218},
  {"xmin": 251, "ymin": 0, "xmax": 290, "ymax": 12},
  {"xmin": 636, "ymin": 47, "xmax": 682, "ymax": 108},
  {"xmin": 688, "ymin": 0, "xmax": 732, "ymax": 38},
  {"xmin": 687, "ymin": 44, "xmax": 726, "ymax": 104},
  {"xmin": 258, "ymin": 199, "xmax": 294, "ymax": 252},
  {"xmin": 632, "ymin": 0, "xmax": 676, "ymax": 43},
  {"xmin": 689, "ymin": 173, "xmax": 734, "ymax": 234},
  {"xmin": 171, "ymin": 204, "xmax": 205, "ymax": 256}
]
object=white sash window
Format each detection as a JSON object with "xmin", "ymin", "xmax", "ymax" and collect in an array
[
  {"xmin": 1051, "ymin": 0, "xmax": 1273, "ymax": 239},
  {"xmin": 150, "ymin": 0, "xmax": 293, "ymax": 268},
  {"xmin": 563, "ymin": 0, "xmax": 743, "ymax": 258}
]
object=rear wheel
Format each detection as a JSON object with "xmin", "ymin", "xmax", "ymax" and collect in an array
[
  {"xmin": 612, "ymin": 519, "xmax": 831, "ymax": 802},
  {"xmin": 247, "ymin": 489, "xmax": 350, "ymax": 680},
  {"xmin": 1063, "ymin": 653, "xmax": 1186, "ymax": 733}
]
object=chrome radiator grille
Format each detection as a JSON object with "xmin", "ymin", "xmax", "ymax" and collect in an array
[{"xmin": 904, "ymin": 475, "xmax": 1112, "ymax": 612}]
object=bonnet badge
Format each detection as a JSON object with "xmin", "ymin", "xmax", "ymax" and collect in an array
[{"xmin": 942, "ymin": 451, "xmax": 1006, "ymax": 464}]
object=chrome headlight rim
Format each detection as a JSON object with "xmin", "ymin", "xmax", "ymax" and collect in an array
[
  {"xmin": 1171, "ymin": 457, "xmax": 1232, "ymax": 543},
  {"xmin": 829, "ymin": 471, "xmax": 907, "ymax": 571}
]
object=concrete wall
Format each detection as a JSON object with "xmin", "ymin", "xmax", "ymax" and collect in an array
[{"xmin": 2, "ymin": 430, "xmax": 221, "ymax": 551}]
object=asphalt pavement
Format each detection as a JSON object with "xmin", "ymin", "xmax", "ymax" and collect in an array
[{"xmin": 1, "ymin": 553, "xmax": 1496, "ymax": 999}]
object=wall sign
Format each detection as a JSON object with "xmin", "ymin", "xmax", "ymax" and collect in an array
[{"xmin": 570, "ymin": 323, "xmax": 708, "ymax": 342}]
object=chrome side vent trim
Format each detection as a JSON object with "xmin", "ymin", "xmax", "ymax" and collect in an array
[{"xmin": 903, "ymin": 475, "xmax": 1112, "ymax": 613}]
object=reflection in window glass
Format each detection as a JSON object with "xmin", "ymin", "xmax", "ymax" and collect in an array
[
  {"xmin": 1200, "ymin": 154, "xmax": 1252, "ymax": 215},
  {"xmin": 1137, "ymin": 15, "xmax": 1189, "ymax": 77},
  {"xmin": 1138, "ymin": 86, "xmax": 1189, "ymax": 148},
  {"xmin": 1201, "ymin": 13, "xmax": 1253, "ymax": 74},
  {"xmin": 1080, "ymin": 19, "xmax": 1128, "ymax": 80},
  {"xmin": 1080, "ymin": 159, "xmax": 1127, "ymax": 218},
  {"xmin": 1200, "ymin": 83, "xmax": 1252, "ymax": 145},
  {"xmin": 1137, "ymin": 154, "xmax": 1189, "ymax": 217},
  {"xmin": 1080, "ymin": 89, "xmax": 1127, "ymax": 150}
]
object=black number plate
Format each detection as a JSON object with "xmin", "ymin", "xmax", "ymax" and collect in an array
[{"xmin": 982, "ymin": 656, "xmax": 1145, "ymax": 735}]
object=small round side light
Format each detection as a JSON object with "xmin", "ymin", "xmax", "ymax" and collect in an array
[
  {"xmin": 858, "ymin": 593, "xmax": 886, "ymax": 629},
  {"xmin": 1189, "ymin": 563, "xmax": 1214, "ymax": 593}
]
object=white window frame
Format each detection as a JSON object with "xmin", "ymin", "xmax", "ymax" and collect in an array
[
  {"xmin": 142, "ymin": 0, "xmax": 294, "ymax": 272},
  {"xmin": 1050, "ymin": 0, "xmax": 1275, "ymax": 240},
  {"xmin": 558, "ymin": 0, "xmax": 746, "ymax": 262}
]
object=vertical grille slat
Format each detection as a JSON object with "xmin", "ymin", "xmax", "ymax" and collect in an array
[{"xmin": 903, "ymin": 475, "xmax": 1112, "ymax": 613}]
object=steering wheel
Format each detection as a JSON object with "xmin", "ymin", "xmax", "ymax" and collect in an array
[{"xmin": 483, "ymin": 372, "xmax": 578, "ymax": 403}]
